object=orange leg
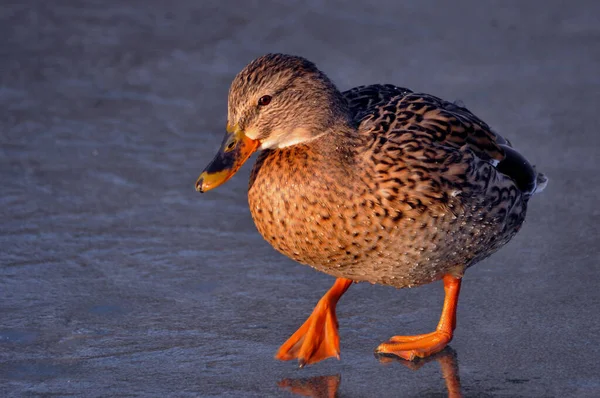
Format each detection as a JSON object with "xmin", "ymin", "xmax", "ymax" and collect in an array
[
  {"xmin": 375, "ymin": 274, "xmax": 462, "ymax": 361},
  {"xmin": 275, "ymin": 278, "xmax": 352, "ymax": 367}
]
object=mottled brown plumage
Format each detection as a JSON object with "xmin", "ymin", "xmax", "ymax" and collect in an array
[
  {"xmin": 243, "ymin": 56, "xmax": 544, "ymax": 289},
  {"xmin": 197, "ymin": 53, "xmax": 547, "ymax": 366}
]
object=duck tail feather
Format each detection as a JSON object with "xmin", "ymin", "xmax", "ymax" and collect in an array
[{"xmin": 532, "ymin": 170, "xmax": 548, "ymax": 195}]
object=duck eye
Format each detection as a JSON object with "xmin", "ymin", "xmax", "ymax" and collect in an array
[{"xmin": 258, "ymin": 95, "xmax": 272, "ymax": 106}]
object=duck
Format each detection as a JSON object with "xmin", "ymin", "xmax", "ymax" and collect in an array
[{"xmin": 195, "ymin": 54, "xmax": 547, "ymax": 367}]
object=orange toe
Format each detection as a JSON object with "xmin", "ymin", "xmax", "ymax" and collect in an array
[
  {"xmin": 375, "ymin": 330, "xmax": 452, "ymax": 361},
  {"xmin": 275, "ymin": 300, "xmax": 341, "ymax": 366},
  {"xmin": 275, "ymin": 278, "xmax": 352, "ymax": 367},
  {"xmin": 387, "ymin": 331, "xmax": 438, "ymax": 343}
]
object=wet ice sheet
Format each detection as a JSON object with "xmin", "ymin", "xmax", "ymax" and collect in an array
[{"xmin": 1, "ymin": 1, "xmax": 600, "ymax": 397}]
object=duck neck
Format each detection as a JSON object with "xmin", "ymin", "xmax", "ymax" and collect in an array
[{"xmin": 308, "ymin": 121, "xmax": 362, "ymax": 172}]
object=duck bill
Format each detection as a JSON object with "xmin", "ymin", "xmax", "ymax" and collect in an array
[{"xmin": 195, "ymin": 131, "xmax": 260, "ymax": 193}]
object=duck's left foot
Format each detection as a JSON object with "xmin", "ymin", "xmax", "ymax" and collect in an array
[
  {"xmin": 375, "ymin": 274, "xmax": 462, "ymax": 362},
  {"xmin": 375, "ymin": 330, "xmax": 452, "ymax": 361}
]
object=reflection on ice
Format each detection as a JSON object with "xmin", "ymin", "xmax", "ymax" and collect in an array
[
  {"xmin": 378, "ymin": 346, "xmax": 462, "ymax": 398},
  {"xmin": 278, "ymin": 347, "xmax": 462, "ymax": 398},
  {"xmin": 278, "ymin": 374, "xmax": 341, "ymax": 398}
]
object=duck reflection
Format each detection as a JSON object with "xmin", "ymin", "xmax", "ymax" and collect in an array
[
  {"xmin": 278, "ymin": 347, "xmax": 461, "ymax": 398},
  {"xmin": 378, "ymin": 346, "xmax": 462, "ymax": 398},
  {"xmin": 278, "ymin": 374, "xmax": 341, "ymax": 398}
]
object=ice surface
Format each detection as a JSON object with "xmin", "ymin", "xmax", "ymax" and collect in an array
[{"xmin": 1, "ymin": 1, "xmax": 599, "ymax": 397}]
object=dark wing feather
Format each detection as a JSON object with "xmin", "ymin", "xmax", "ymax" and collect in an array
[
  {"xmin": 345, "ymin": 86, "xmax": 537, "ymax": 195},
  {"xmin": 409, "ymin": 94, "xmax": 538, "ymax": 194},
  {"xmin": 343, "ymin": 84, "xmax": 413, "ymax": 123},
  {"xmin": 394, "ymin": 93, "xmax": 507, "ymax": 163}
]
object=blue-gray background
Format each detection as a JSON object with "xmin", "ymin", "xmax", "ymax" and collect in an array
[{"xmin": 1, "ymin": 1, "xmax": 599, "ymax": 397}]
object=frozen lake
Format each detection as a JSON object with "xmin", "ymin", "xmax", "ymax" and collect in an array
[{"xmin": 1, "ymin": 1, "xmax": 599, "ymax": 396}]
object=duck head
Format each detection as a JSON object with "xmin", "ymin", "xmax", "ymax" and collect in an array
[{"xmin": 196, "ymin": 53, "xmax": 350, "ymax": 193}]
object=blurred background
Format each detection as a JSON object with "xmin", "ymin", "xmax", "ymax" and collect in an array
[{"xmin": 1, "ymin": 1, "xmax": 599, "ymax": 397}]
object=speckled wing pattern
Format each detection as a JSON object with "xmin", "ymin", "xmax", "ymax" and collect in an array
[
  {"xmin": 344, "ymin": 84, "xmax": 509, "ymax": 162},
  {"xmin": 343, "ymin": 85, "xmax": 526, "ymax": 269}
]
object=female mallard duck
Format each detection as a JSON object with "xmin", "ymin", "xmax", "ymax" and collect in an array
[{"xmin": 196, "ymin": 54, "xmax": 547, "ymax": 367}]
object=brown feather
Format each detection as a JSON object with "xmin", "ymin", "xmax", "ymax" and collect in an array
[{"xmin": 229, "ymin": 56, "xmax": 545, "ymax": 288}]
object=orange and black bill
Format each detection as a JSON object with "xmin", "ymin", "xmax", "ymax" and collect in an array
[{"xmin": 195, "ymin": 128, "xmax": 260, "ymax": 193}]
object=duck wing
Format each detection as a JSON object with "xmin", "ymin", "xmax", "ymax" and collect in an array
[
  {"xmin": 344, "ymin": 84, "xmax": 413, "ymax": 123},
  {"xmin": 344, "ymin": 86, "xmax": 541, "ymax": 196}
]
